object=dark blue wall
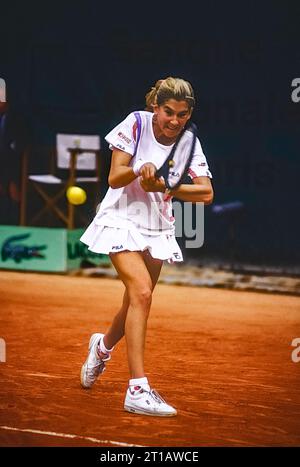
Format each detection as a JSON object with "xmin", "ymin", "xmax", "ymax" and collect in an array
[{"xmin": 1, "ymin": 1, "xmax": 299, "ymax": 268}]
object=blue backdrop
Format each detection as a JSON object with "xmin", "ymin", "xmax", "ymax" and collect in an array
[{"xmin": 0, "ymin": 1, "xmax": 299, "ymax": 270}]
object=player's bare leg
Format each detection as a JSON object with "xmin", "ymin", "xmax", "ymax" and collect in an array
[{"xmin": 101, "ymin": 290, "xmax": 129, "ymax": 352}]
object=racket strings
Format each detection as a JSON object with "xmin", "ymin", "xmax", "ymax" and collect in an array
[{"xmin": 156, "ymin": 122, "xmax": 197, "ymax": 190}]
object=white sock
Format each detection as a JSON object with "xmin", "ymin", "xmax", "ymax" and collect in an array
[
  {"xmin": 98, "ymin": 336, "xmax": 114, "ymax": 355},
  {"xmin": 129, "ymin": 377, "xmax": 150, "ymax": 392}
]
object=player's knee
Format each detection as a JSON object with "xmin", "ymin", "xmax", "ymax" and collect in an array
[
  {"xmin": 136, "ymin": 287, "xmax": 152, "ymax": 307},
  {"xmin": 130, "ymin": 286, "xmax": 152, "ymax": 310}
]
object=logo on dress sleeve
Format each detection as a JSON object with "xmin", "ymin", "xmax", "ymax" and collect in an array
[{"xmin": 118, "ymin": 132, "xmax": 132, "ymax": 145}]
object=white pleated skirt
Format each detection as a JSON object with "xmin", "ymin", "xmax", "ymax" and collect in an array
[{"xmin": 80, "ymin": 220, "xmax": 183, "ymax": 263}]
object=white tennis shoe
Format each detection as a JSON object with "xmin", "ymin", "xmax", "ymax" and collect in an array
[
  {"xmin": 124, "ymin": 386, "xmax": 177, "ymax": 417},
  {"xmin": 80, "ymin": 333, "xmax": 111, "ymax": 389}
]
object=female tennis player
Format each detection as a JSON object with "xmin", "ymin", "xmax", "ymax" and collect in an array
[{"xmin": 80, "ymin": 77, "xmax": 213, "ymax": 416}]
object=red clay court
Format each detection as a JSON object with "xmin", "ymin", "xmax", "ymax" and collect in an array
[{"xmin": 0, "ymin": 270, "xmax": 300, "ymax": 447}]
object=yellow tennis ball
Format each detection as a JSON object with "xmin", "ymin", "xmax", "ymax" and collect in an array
[{"xmin": 66, "ymin": 186, "xmax": 87, "ymax": 205}]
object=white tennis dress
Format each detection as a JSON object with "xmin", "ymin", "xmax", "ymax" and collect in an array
[{"xmin": 80, "ymin": 111, "xmax": 212, "ymax": 263}]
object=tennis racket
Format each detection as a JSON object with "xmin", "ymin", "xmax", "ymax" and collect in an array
[{"xmin": 155, "ymin": 121, "xmax": 197, "ymax": 190}]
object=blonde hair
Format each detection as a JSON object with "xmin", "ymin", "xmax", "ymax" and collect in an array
[{"xmin": 145, "ymin": 77, "xmax": 195, "ymax": 112}]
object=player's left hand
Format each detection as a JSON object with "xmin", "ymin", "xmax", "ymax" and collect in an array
[{"xmin": 139, "ymin": 176, "xmax": 166, "ymax": 193}]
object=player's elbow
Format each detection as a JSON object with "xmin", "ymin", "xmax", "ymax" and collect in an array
[
  {"xmin": 108, "ymin": 173, "xmax": 120, "ymax": 189},
  {"xmin": 108, "ymin": 177, "xmax": 117, "ymax": 189}
]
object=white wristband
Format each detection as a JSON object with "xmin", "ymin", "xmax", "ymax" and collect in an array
[{"xmin": 132, "ymin": 159, "xmax": 145, "ymax": 176}]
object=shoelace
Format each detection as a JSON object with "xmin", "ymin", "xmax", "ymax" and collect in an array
[
  {"xmin": 150, "ymin": 389, "xmax": 166, "ymax": 405},
  {"xmin": 132, "ymin": 388, "xmax": 166, "ymax": 405}
]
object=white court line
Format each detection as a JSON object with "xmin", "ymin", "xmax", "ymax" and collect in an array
[
  {"xmin": 24, "ymin": 372, "xmax": 68, "ymax": 379},
  {"xmin": 0, "ymin": 426, "xmax": 144, "ymax": 447}
]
